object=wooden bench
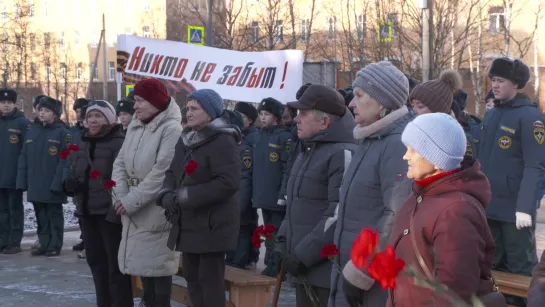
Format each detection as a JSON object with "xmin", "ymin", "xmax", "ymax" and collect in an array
[
  {"xmin": 132, "ymin": 262, "xmax": 276, "ymax": 307},
  {"xmin": 492, "ymin": 270, "xmax": 531, "ymax": 306}
]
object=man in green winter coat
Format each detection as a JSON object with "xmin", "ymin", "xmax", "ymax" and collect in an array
[
  {"xmin": 17, "ymin": 96, "xmax": 71, "ymax": 257},
  {"xmin": 252, "ymin": 97, "xmax": 291, "ymax": 277},
  {"xmin": 477, "ymin": 58, "xmax": 545, "ymax": 307},
  {"xmin": 0, "ymin": 88, "xmax": 30, "ymax": 254}
]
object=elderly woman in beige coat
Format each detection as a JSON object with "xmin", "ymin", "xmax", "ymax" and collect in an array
[{"xmin": 111, "ymin": 78, "xmax": 182, "ymax": 307}]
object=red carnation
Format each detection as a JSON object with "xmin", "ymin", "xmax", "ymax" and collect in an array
[
  {"xmin": 251, "ymin": 233, "xmax": 262, "ymax": 248},
  {"xmin": 68, "ymin": 144, "xmax": 80, "ymax": 152},
  {"xmin": 367, "ymin": 246, "xmax": 405, "ymax": 290},
  {"xmin": 185, "ymin": 160, "xmax": 198, "ymax": 176},
  {"xmin": 263, "ymin": 224, "xmax": 275, "ymax": 238},
  {"xmin": 59, "ymin": 149, "xmax": 70, "ymax": 160},
  {"xmin": 320, "ymin": 244, "xmax": 340, "ymax": 258},
  {"xmin": 351, "ymin": 228, "xmax": 379, "ymax": 269},
  {"xmin": 103, "ymin": 180, "xmax": 117, "ymax": 190},
  {"xmin": 255, "ymin": 225, "xmax": 265, "ymax": 235},
  {"xmin": 90, "ymin": 170, "xmax": 102, "ymax": 180}
]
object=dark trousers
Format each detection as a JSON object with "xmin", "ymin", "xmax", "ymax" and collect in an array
[
  {"xmin": 262, "ymin": 209, "xmax": 285, "ymax": 275},
  {"xmin": 81, "ymin": 215, "xmax": 133, "ymax": 307},
  {"xmin": 182, "ymin": 252, "xmax": 226, "ymax": 307},
  {"xmin": 489, "ymin": 219, "xmax": 538, "ymax": 307},
  {"xmin": 33, "ymin": 202, "xmax": 63, "ymax": 252},
  {"xmin": 0, "ymin": 189, "xmax": 24, "ymax": 249},
  {"xmin": 296, "ymin": 285, "xmax": 330, "ymax": 307},
  {"xmin": 140, "ymin": 276, "xmax": 172, "ymax": 306},
  {"xmin": 78, "ymin": 218, "xmax": 84, "ymax": 241},
  {"xmin": 226, "ymin": 225, "xmax": 254, "ymax": 268}
]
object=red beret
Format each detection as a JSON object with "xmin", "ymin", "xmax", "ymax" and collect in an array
[{"xmin": 134, "ymin": 79, "xmax": 169, "ymax": 111}]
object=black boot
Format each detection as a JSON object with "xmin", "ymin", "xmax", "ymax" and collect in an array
[{"xmin": 155, "ymin": 295, "xmax": 171, "ymax": 307}]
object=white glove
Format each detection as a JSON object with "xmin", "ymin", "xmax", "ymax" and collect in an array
[
  {"xmin": 515, "ymin": 212, "xmax": 532, "ymax": 230},
  {"xmin": 277, "ymin": 199, "xmax": 286, "ymax": 206}
]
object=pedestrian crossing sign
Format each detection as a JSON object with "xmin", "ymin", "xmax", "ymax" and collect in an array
[
  {"xmin": 126, "ymin": 84, "xmax": 134, "ymax": 97},
  {"xmin": 188, "ymin": 26, "xmax": 205, "ymax": 46},
  {"xmin": 378, "ymin": 22, "xmax": 393, "ymax": 42}
]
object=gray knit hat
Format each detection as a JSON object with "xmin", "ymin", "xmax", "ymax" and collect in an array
[
  {"xmin": 352, "ymin": 61, "xmax": 409, "ymax": 110},
  {"xmin": 401, "ymin": 113, "xmax": 466, "ymax": 171}
]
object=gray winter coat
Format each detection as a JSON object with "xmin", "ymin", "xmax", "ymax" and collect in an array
[
  {"xmin": 477, "ymin": 94, "xmax": 545, "ymax": 222},
  {"xmin": 0, "ymin": 109, "xmax": 30, "ymax": 189},
  {"xmin": 329, "ymin": 106, "xmax": 414, "ymax": 307},
  {"xmin": 252, "ymin": 125, "xmax": 291, "ymax": 210},
  {"xmin": 278, "ymin": 109, "xmax": 357, "ymax": 288}
]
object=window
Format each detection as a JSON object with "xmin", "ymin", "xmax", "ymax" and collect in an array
[
  {"xmin": 2, "ymin": 33, "xmax": 8, "ymax": 51},
  {"xmin": 489, "ymin": 6, "xmax": 505, "ymax": 33},
  {"xmin": 92, "ymin": 62, "xmax": 98, "ymax": 80},
  {"xmin": 15, "ymin": 4, "xmax": 20, "ymax": 19},
  {"xmin": 143, "ymin": 0, "xmax": 150, "ymax": 12},
  {"xmin": 45, "ymin": 65, "xmax": 51, "ymax": 81},
  {"xmin": 91, "ymin": 32, "xmax": 98, "ymax": 48},
  {"xmin": 44, "ymin": 32, "xmax": 50, "ymax": 48},
  {"xmin": 190, "ymin": 0, "xmax": 200, "ymax": 11},
  {"xmin": 60, "ymin": 62, "xmax": 66, "ymax": 80},
  {"xmin": 356, "ymin": 15, "xmax": 366, "ymax": 39},
  {"xmin": 29, "ymin": 1, "xmax": 34, "ymax": 18},
  {"xmin": 108, "ymin": 61, "xmax": 115, "ymax": 80},
  {"xmin": 29, "ymin": 33, "xmax": 35, "ymax": 49},
  {"xmin": 15, "ymin": 34, "xmax": 21, "ymax": 48},
  {"xmin": 300, "ymin": 19, "xmax": 309, "ymax": 42},
  {"xmin": 43, "ymin": 0, "xmax": 48, "ymax": 17},
  {"xmin": 125, "ymin": 27, "xmax": 132, "ymax": 35},
  {"xmin": 274, "ymin": 20, "xmax": 283, "ymax": 43},
  {"xmin": 76, "ymin": 63, "xmax": 82, "ymax": 80},
  {"xmin": 74, "ymin": 31, "xmax": 79, "ymax": 47},
  {"xmin": 387, "ymin": 13, "xmax": 398, "ymax": 36},
  {"xmin": 30, "ymin": 63, "xmax": 36, "ymax": 80},
  {"xmin": 249, "ymin": 21, "xmax": 258, "ymax": 43},
  {"xmin": 327, "ymin": 16, "xmax": 336, "ymax": 40},
  {"xmin": 143, "ymin": 25, "xmax": 151, "ymax": 38},
  {"xmin": 58, "ymin": 32, "xmax": 65, "ymax": 49},
  {"xmin": 1, "ymin": 5, "xmax": 7, "ymax": 21}
]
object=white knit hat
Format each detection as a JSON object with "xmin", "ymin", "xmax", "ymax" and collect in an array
[
  {"xmin": 86, "ymin": 100, "xmax": 117, "ymax": 125},
  {"xmin": 401, "ymin": 113, "xmax": 466, "ymax": 171}
]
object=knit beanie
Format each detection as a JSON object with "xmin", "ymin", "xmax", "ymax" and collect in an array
[
  {"xmin": 410, "ymin": 70, "xmax": 463, "ymax": 114},
  {"xmin": 86, "ymin": 100, "xmax": 117, "ymax": 125},
  {"xmin": 134, "ymin": 78, "xmax": 170, "ymax": 111},
  {"xmin": 234, "ymin": 102, "xmax": 258, "ymax": 123},
  {"xmin": 187, "ymin": 89, "xmax": 224, "ymax": 120},
  {"xmin": 352, "ymin": 61, "xmax": 409, "ymax": 110},
  {"xmin": 402, "ymin": 113, "xmax": 466, "ymax": 171}
]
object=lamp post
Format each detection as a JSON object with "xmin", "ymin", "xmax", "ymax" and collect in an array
[{"xmin": 205, "ymin": 0, "xmax": 214, "ymax": 47}]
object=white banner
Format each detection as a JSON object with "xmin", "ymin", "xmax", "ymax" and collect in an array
[{"xmin": 117, "ymin": 35, "xmax": 303, "ymax": 103}]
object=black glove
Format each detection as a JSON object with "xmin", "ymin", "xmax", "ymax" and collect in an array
[
  {"xmin": 63, "ymin": 178, "xmax": 79, "ymax": 193},
  {"xmin": 164, "ymin": 208, "xmax": 178, "ymax": 224},
  {"xmin": 283, "ymin": 253, "xmax": 307, "ymax": 277},
  {"xmin": 342, "ymin": 275, "xmax": 364, "ymax": 307}
]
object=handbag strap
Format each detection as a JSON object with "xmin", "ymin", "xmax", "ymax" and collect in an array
[{"xmin": 409, "ymin": 192, "xmax": 499, "ymax": 290}]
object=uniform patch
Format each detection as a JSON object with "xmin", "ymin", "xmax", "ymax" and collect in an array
[
  {"xmin": 48, "ymin": 146, "xmax": 58, "ymax": 156},
  {"xmin": 285, "ymin": 139, "xmax": 291, "ymax": 153},
  {"xmin": 534, "ymin": 127, "xmax": 545, "ymax": 144},
  {"xmin": 268, "ymin": 143, "xmax": 280, "ymax": 149},
  {"xmin": 465, "ymin": 140, "xmax": 473, "ymax": 156},
  {"xmin": 498, "ymin": 136, "xmax": 512, "ymax": 149},
  {"xmin": 395, "ymin": 173, "xmax": 403, "ymax": 180},
  {"xmin": 9, "ymin": 134, "xmax": 18, "ymax": 144},
  {"xmin": 242, "ymin": 150, "xmax": 252, "ymax": 168},
  {"xmin": 8, "ymin": 129, "xmax": 20, "ymax": 133},
  {"xmin": 65, "ymin": 134, "xmax": 72, "ymax": 147},
  {"xmin": 48, "ymin": 139, "xmax": 60, "ymax": 144},
  {"xmin": 269, "ymin": 152, "xmax": 279, "ymax": 162},
  {"xmin": 500, "ymin": 125, "xmax": 516, "ymax": 134},
  {"xmin": 26, "ymin": 139, "xmax": 32, "ymax": 143},
  {"xmin": 534, "ymin": 121, "xmax": 545, "ymax": 128},
  {"xmin": 26, "ymin": 124, "xmax": 32, "ymax": 130}
]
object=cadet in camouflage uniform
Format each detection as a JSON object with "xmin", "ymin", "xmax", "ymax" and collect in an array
[
  {"xmin": 17, "ymin": 96, "xmax": 71, "ymax": 257},
  {"xmin": 252, "ymin": 97, "xmax": 291, "ymax": 277},
  {"xmin": 0, "ymin": 88, "xmax": 30, "ymax": 254},
  {"xmin": 478, "ymin": 58, "xmax": 545, "ymax": 307}
]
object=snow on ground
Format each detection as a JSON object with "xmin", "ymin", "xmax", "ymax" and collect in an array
[{"xmin": 23, "ymin": 197, "xmax": 79, "ymax": 233}]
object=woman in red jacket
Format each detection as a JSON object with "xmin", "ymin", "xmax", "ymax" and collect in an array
[{"xmin": 387, "ymin": 113, "xmax": 496, "ymax": 306}]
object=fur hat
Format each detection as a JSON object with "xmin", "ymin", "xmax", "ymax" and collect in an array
[
  {"xmin": 258, "ymin": 97, "xmax": 284, "ymax": 119},
  {"xmin": 234, "ymin": 102, "xmax": 258, "ymax": 124},
  {"xmin": 488, "ymin": 58, "xmax": 530, "ymax": 89},
  {"xmin": 33, "ymin": 95, "xmax": 47, "ymax": 109},
  {"xmin": 224, "ymin": 109, "xmax": 245, "ymax": 131},
  {"xmin": 410, "ymin": 69, "xmax": 463, "ymax": 114},
  {"xmin": 37, "ymin": 96, "xmax": 63, "ymax": 117},
  {"xmin": 296, "ymin": 83, "xmax": 312, "ymax": 100},
  {"xmin": 485, "ymin": 89, "xmax": 495, "ymax": 101},
  {"xmin": 0, "ymin": 88, "xmax": 17, "ymax": 103},
  {"xmin": 338, "ymin": 86, "xmax": 354, "ymax": 107},
  {"xmin": 73, "ymin": 98, "xmax": 89, "ymax": 111},
  {"xmin": 115, "ymin": 98, "xmax": 135, "ymax": 115}
]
